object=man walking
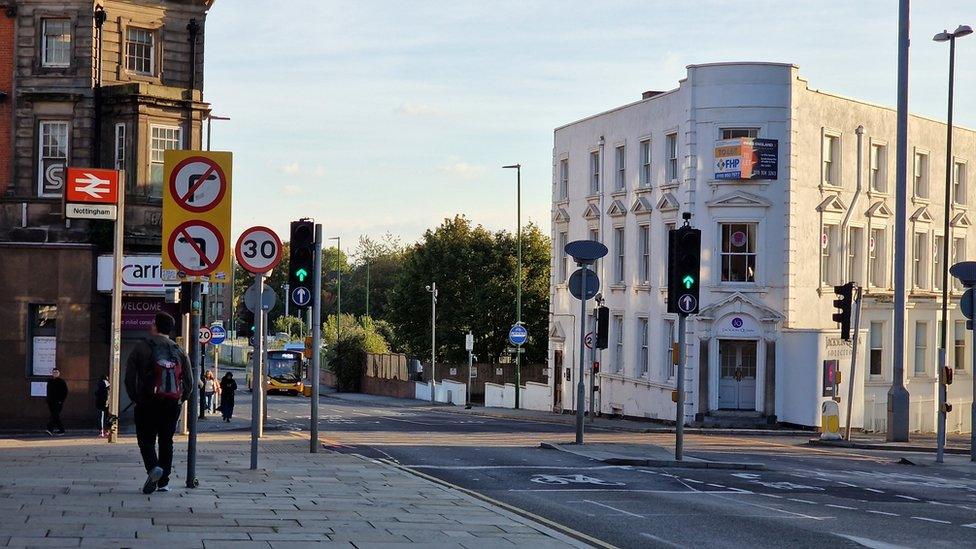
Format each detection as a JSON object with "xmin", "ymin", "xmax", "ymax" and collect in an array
[
  {"xmin": 124, "ymin": 312, "xmax": 192, "ymax": 494},
  {"xmin": 45, "ymin": 368, "xmax": 68, "ymax": 435}
]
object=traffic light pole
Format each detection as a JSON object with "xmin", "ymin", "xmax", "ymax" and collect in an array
[
  {"xmin": 676, "ymin": 313, "xmax": 686, "ymax": 461},
  {"xmin": 844, "ymin": 286, "xmax": 863, "ymax": 441},
  {"xmin": 185, "ymin": 282, "xmax": 201, "ymax": 487},
  {"xmin": 310, "ymin": 224, "xmax": 322, "ymax": 453},
  {"xmin": 575, "ymin": 265, "xmax": 589, "ymax": 444},
  {"xmin": 250, "ymin": 273, "xmax": 265, "ymax": 470}
]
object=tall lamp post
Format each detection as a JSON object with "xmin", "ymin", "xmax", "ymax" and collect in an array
[
  {"xmin": 934, "ymin": 24, "xmax": 972, "ymax": 463},
  {"xmin": 503, "ymin": 164, "xmax": 522, "ymax": 409},
  {"xmin": 425, "ymin": 283, "xmax": 438, "ymax": 403},
  {"xmin": 206, "ymin": 114, "xmax": 230, "ymax": 151},
  {"xmin": 329, "ymin": 237, "xmax": 341, "ymax": 339}
]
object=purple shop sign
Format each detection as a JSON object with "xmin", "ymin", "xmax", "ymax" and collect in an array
[{"xmin": 122, "ymin": 297, "xmax": 179, "ymax": 331}]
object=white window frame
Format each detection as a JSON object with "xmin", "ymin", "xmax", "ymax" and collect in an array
[
  {"xmin": 614, "ymin": 145, "xmax": 626, "ymax": 191},
  {"xmin": 41, "ymin": 19, "xmax": 72, "ymax": 68},
  {"xmin": 639, "ymin": 139, "xmax": 651, "ymax": 188},
  {"xmin": 954, "ymin": 320, "xmax": 967, "ymax": 371},
  {"xmin": 589, "ymin": 150, "xmax": 600, "ymax": 195},
  {"xmin": 114, "ymin": 123, "xmax": 126, "ymax": 172},
  {"xmin": 638, "ymin": 317, "xmax": 649, "ymax": 376},
  {"xmin": 558, "ymin": 158, "xmax": 568, "ymax": 200},
  {"xmin": 720, "ymin": 127, "xmax": 759, "ymax": 140},
  {"xmin": 912, "ymin": 231, "xmax": 927, "ymax": 289},
  {"xmin": 822, "ymin": 224, "xmax": 836, "ymax": 286},
  {"xmin": 37, "ymin": 120, "xmax": 69, "ymax": 197},
  {"xmin": 953, "ymin": 160, "xmax": 966, "ymax": 206},
  {"xmin": 869, "ymin": 227, "xmax": 886, "ymax": 288},
  {"xmin": 557, "ymin": 231, "xmax": 568, "ymax": 283},
  {"xmin": 613, "ymin": 226, "xmax": 625, "ymax": 284},
  {"xmin": 822, "ymin": 131, "xmax": 840, "ymax": 187},
  {"xmin": 720, "ymin": 222, "xmax": 758, "ymax": 284},
  {"xmin": 663, "ymin": 222, "xmax": 675, "ymax": 285},
  {"xmin": 663, "ymin": 319, "xmax": 676, "ymax": 380},
  {"xmin": 870, "ymin": 142, "xmax": 887, "ymax": 193},
  {"xmin": 953, "ymin": 237, "xmax": 966, "ymax": 291},
  {"xmin": 847, "ymin": 226, "xmax": 862, "ymax": 284},
  {"xmin": 149, "ymin": 124, "xmax": 182, "ymax": 196},
  {"xmin": 913, "ymin": 150, "xmax": 929, "ymax": 199},
  {"xmin": 638, "ymin": 224, "xmax": 650, "ymax": 284},
  {"xmin": 126, "ymin": 27, "xmax": 156, "ymax": 75},
  {"xmin": 914, "ymin": 321, "xmax": 928, "ymax": 376},
  {"xmin": 665, "ymin": 133, "xmax": 678, "ymax": 183},
  {"xmin": 869, "ymin": 321, "xmax": 884, "ymax": 378},
  {"xmin": 933, "ymin": 234, "xmax": 944, "ymax": 292},
  {"xmin": 613, "ymin": 315, "xmax": 624, "ymax": 374}
]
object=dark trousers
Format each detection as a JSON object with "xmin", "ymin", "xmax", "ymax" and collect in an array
[
  {"xmin": 134, "ymin": 400, "xmax": 181, "ymax": 485},
  {"xmin": 46, "ymin": 401, "xmax": 64, "ymax": 432}
]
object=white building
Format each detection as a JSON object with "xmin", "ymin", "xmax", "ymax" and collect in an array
[{"xmin": 548, "ymin": 62, "xmax": 976, "ymax": 433}]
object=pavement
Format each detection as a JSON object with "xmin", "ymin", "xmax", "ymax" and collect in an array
[{"xmin": 809, "ymin": 432, "xmax": 974, "ymax": 456}]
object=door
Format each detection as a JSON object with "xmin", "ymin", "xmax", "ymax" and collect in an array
[
  {"xmin": 718, "ymin": 340, "xmax": 758, "ymax": 410},
  {"xmin": 553, "ymin": 350, "xmax": 563, "ymax": 411}
]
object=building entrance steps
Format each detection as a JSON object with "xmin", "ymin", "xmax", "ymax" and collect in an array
[{"xmin": 540, "ymin": 441, "xmax": 766, "ymax": 470}]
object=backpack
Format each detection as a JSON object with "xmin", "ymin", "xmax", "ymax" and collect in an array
[{"xmin": 146, "ymin": 339, "xmax": 184, "ymax": 401}]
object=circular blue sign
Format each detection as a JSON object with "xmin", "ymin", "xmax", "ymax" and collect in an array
[
  {"xmin": 210, "ymin": 325, "xmax": 226, "ymax": 345},
  {"xmin": 509, "ymin": 324, "xmax": 528, "ymax": 346},
  {"xmin": 291, "ymin": 286, "xmax": 312, "ymax": 307}
]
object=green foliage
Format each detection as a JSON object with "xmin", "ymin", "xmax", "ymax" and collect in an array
[
  {"xmin": 328, "ymin": 332, "xmax": 367, "ymax": 392},
  {"xmin": 272, "ymin": 315, "xmax": 305, "ymax": 338},
  {"xmin": 323, "ymin": 313, "xmax": 389, "ymax": 354}
]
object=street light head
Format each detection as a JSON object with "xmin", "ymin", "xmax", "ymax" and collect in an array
[
  {"xmin": 502, "ymin": 164, "xmax": 520, "ymax": 169},
  {"xmin": 934, "ymin": 30, "xmax": 952, "ymax": 42},
  {"xmin": 425, "ymin": 285, "xmax": 431, "ymax": 291},
  {"xmin": 955, "ymin": 24, "xmax": 973, "ymax": 37}
]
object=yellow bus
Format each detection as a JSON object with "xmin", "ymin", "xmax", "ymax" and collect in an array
[{"xmin": 247, "ymin": 349, "xmax": 306, "ymax": 395}]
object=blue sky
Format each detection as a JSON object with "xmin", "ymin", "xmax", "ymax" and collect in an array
[{"xmin": 203, "ymin": 1, "xmax": 976, "ymax": 255}]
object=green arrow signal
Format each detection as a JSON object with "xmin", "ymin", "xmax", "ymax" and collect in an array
[
  {"xmin": 682, "ymin": 275, "xmax": 694, "ymax": 289},
  {"xmin": 295, "ymin": 268, "xmax": 309, "ymax": 282}
]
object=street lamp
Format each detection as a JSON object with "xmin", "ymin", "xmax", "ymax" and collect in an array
[
  {"xmin": 425, "ymin": 283, "xmax": 438, "ymax": 403},
  {"xmin": 329, "ymin": 237, "xmax": 341, "ymax": 340},
  {"xmin": 933, "ymin": 23, "xmax": 971, "ymax": 464},
  {"xmin": 503, "ymin": 164, "xmax": 522, "ymax": 409},
  {"xmin": 206, "ymin": 114, "xmax": 230, "ymax": 152}
]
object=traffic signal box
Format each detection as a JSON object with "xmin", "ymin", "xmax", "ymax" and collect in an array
[
  {"xmin": 667, "ymin": 226, "xmax": 701, "ymax": 314},
  {"xmin": 289, "ymin": 220, "xmax": 315, "ymax": 316},
  {"xmin": 832, "ymin": 282, "xmax": 854, "ymax": 341},
  {"xmin": 237, "ymin": 308, "xmax": 254, "ymax": 338},
  {"xmin": 595, "ymin": 306, "xmax": 609, "ymax": 349}
]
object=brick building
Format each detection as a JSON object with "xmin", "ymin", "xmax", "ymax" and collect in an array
[{"xmin": 0, "ymin": 0, "xmax": 215, "ymax": 429}]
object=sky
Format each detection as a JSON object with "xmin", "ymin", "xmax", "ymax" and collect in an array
[{"xmin": 202, "ymin": 1, "xmax": 976, "ymax": 257}]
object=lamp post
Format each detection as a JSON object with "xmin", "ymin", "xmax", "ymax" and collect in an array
[
  {"xmin": 503, "ymin": 164, "xmax": 522, "ymax": 409},
  {"xmin": 329, "ymin": 237, "xmax": 341, "ymax": 339},
  {"xmin": 934, "ymin": 24, "xmax": 972, "ymax": 463},
  {"xmin": 206, "ymin": 114, "xmax": 230, "ymax": 151},
  {"xmin": 425, "ymin": 283, "xmax": 438, "ymax": 403}
]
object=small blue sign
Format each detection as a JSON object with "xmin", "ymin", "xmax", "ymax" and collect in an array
[
  {"xmin": 509, "ymin": 324, "xmax": 528, "ymax": 346},
  {"xmin": 210, "ymin": 325, "xmax": 226, "ymax": 345},
  {"xmin": 291, "ymin": 286, "xmax": 312, "ymax": 307}
]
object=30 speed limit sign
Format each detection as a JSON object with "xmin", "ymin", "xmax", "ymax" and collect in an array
[{"xmin": 235, "ymin": 226, "xmax": 283, "ymax": 274}]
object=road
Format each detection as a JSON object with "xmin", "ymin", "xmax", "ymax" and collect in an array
[{"xmin": 253, "ymin": 393, "xmax": 976, "ymax": 548}]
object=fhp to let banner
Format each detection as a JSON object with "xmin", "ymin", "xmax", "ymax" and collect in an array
[{"xmin": 161, "ymin": 151, "xmax": 233, "ymax": 283}]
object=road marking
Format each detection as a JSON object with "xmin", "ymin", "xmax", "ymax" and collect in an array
[
  {"xmin": 510, "ymin": 488, "xmax": 746, "ymax": 494},
  {"xmin": 926, "ymin": 501, "xmax": 950, "ymax": 506},
  {"xmin": 640, "ymin": 533, "xmax": 684, "ymax": 549},
  {"xmin": 836, "ymin": 481, "xmax": 859, "ymax": 488},
  {"xmin": 835, "ymin": 534, "xmax": 911, "ymax": 549},
  {"xmin": 911, "ymin": 516, "xmax": 950, "ymax": 524},
  {"xmin": 896, "ymin": 495, "xmax": 919, "ymax": 501},
  {"xmin": 867, "ymin": 510, "xmax": 899, "ymax": 517},
  {"xmin": 760, "ymin": 494, "xmax": 784, "ymax": 499},
  {"xmin": 682, "ymin": 478, "xmax": 703, "ymax": 484},
  {"xmin": 707, "ymin": 483, "xmax": 725, "ymax": 489},
  {"xmin": 402, "ymin": 465, "xmax": 630, "ymax": 471},
  {"xmin": 787, "ymin": 498, "xmax": 817, "ymax": 504},
  {"xmin": 583, "ymin": 499, "xmax": 644, "ymax": 518},
  {"xmin": 826, "ymin": 504, "xmax": 857, "ymax": 510},
  {"xmin": 864, "ymin": 488, "xmax": 884, "ymax": 493},
  {"xmin": 962, "ymin": 522, "xmax": 976, "ymax": 529},
  {"xmin": 708, "ymin": 493, "xmax": 830, "ymax": 520}
]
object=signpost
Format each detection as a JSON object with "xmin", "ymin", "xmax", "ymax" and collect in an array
[
  {"xmin": 162, "ymin": 150, "xmax": 232, "ymax": 487},
  {"xmin": 198, "ymin": 326, "xmax": 213, "ymax": 345},
  {"xmin": 209, "ymin": 325, "xmax": 226, "ymax": 346},
  {"xmin": 667, "ymin": 214, "xmax": 701, "ymax": 460},
  {"xmin": 465, "ymin": 332, "xmax": 474, "ymax": 409},
  {"xmin": 949, "ymin": 261, "xmax": 976, "ymax": 462}
]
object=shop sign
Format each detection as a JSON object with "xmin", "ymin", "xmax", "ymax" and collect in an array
[
  {"xmin": 122, "ymin": 297, "xmax": 180, "ymax": 331},
  {"xmin": 716, "ymin": 315, "xmax": 760, "ymax": 338},
  {"xmin": 97, "ymin": 255, "xmax": 180, "ymax": 294},
  {"xmin": 714, "ymin": 138, "xmax": 778, "ymax": 180}
]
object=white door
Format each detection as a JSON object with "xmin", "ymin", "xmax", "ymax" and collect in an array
[{"xmin": 718, "ymin": 340, "xmax": 758, "ymax": 410}]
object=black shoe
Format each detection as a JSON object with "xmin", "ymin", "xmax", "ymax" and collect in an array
[{"xmin": 142, "ymin": 466, "xmax": 163, "ymax": 494}]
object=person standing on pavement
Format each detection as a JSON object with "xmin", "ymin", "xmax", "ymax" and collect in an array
[
  {"xmin": 202, "ymin": 371, "xmax": 217, "ymax": 416},
  {"xmin": 218, "ymin": 372, "xmax": 237, "ymax": 422},
  {"xmin": 124, "ymin": 312, "xmax": 192, "ymax": 494},
  {"xmin": 94, "ymin": 374, "xmax": 110, "ymax": 437},
  {"xmin": 45, "ymin": 368, "xmax": 68, "ymax": 435}
]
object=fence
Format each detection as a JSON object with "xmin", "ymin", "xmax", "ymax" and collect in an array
[
  {"xmin": 484, "ymin": 381, "xmax": 551, "ymax": 411},
  {"xmin": 422, "ymin": 362, "xmax": 548, "ymax": 404}
]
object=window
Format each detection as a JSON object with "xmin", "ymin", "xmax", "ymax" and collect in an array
[
  {"xmin": 869, "ymin": 322, "xmax": 883, "ymax": 377},
  {"xmin": 933, "ymin": 235, "xmax": 944, "ymax": 292},
  {"xmin": 821, "ymin": 225, "xmax": 836, "ymax": 286},
  {"xmin": 114, "ymin": 123, "xmax": 126, "ymax": 172},
  {"xmin": 953, "ymin": 238, "xmax": 966, "ymax": 290},
  {"xmin": 149, "ymin": 125, "xmax": 182, "ymax": 196},
  {"xmin": 638, "ymin": 318, "xmax": 649, "ymax": 376},
  {"xmin": 638, "ymin": 225, "xmax": 650, "ymax": 284},
  {"xmin": 28, "ymin": 304, "xmax": 58, "ymax": 377},
  {"xmin": 953, "ymin": 162, "xmax": 966, "ymax": 205},
  {"xmin": 666, "ymin": 133, "xmax": 678, "ymax": 182},
  {"xmin": 639, "ymin": 139, "xmax": 651, "ymax": 187},
  {"xmin": 37, "ymin": 121, "xmax": 68, "ymax": 197},
  {"xmin": 912, "ymin": 232, "xmax": 927, "ymax": 289},
  {"xmin": 848, "ymin": 227, "xmax": 862, "ymax": 284},
  {"xmin": 870, "ymin": 144, "xmax": 886, "ymax": 193},
  {"xmin": 722, "ymin": 128, "xmax": 758, "ymax": 139},
  {"xmin": 721, "ymin": 223, "xmax": 756, "ymax": 283},
  {"xmin": 914, "ymin": 321, "xmax": 927, "ymax": 376},
  {"xmin": 615, "ymin": 145, "xmax": 626, "ymax": 191},
  {"xmin": 955, "ymin": 320, "xmax": 966, "ymax": 371},
  {"xmin": 613, "ymin": 315, "xmax": 624, "ymax": 374},
  {"xmin": 558, "ymin": 159, "xmax": 568, "ymax": 200},
  {"xmin": 663, "ymin": 319, "xmax": 676, "ymax": 379},
  {"xmin": 557, "ymin": 232, "xmax": 568, "ymax": 283},
  {"xmin": 913, "ymin": 152, "xmax": 929, "ymax": 198},
  {"xmin": 663, "ymin": 222, "xmax": 675, "ymax": 282},
  {"xmin": 613, "ymin": 227, "xmax": 625, "ymax": 283},
  {"xmin": 822, "ymin": 134, "xmax": 839, "ymax": 186},
  {"xmin": 126, "ymin": 27, "xmax": 155, "ymax": 75},
  {"xmin": 870, "ymin": 228, "xmax": 886, "ymax": 287},
  {"xmin": 589, "ymin": 151, "xmax": 600, "ymax": 194},
  {"xmin": 41, "ymin": 19, "xmax": 71, "ymax": 67},
  {"xmin": 589, "ymin": 228, "xmax": 601, "ymax": 274}
]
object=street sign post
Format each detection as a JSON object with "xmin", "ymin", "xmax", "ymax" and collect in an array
[
  {"xmin": 950, "ymin": 262, "xmax": 976, "ymax": 462},
  {"xmin": 198, "ymin": 327, "xmax": 213, "ymax": 345},
  {"xmin": 291, "ymin": 287, "xmax": 312, "ymax": 307},
  {"xmin": 465, "ymin": 331, "xmax": 474, "ymax": 409},
  {"xmin": 210, "ymin": 325, "xmax": 226, "ymax": 346},
  {"xmin": 65, "ymin": 167, "xmax": 120, "ymax": 220},
  {"xmin": 244, "ymin": 283, "xmax": 278, "ymax": 313},
  {"xmin": 509, "ymin": 325, "xmax": 528, "ymax": 346},
  {"xmin": 235, "ymin": 226, "xmax": 282, "ymax": 275}
]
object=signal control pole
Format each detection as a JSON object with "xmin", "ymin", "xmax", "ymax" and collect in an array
[
  {"xmin": 667, "ymin": 213, "xmax": 700, "ymax": 462},
  {"xmin": 310, "ymin": 224, "xmax": 322, "ymax": 452}
]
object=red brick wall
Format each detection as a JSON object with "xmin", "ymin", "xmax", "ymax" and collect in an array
[{"xmin": 0, "ymin": 13, "xmax": 12, "ymax": 195}]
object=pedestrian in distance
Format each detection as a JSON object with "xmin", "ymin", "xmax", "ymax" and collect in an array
[
  {"xmin": 94, "ymin": 374, "xmax": 110, "ymax": 438},
  {"xmin": 218, "ymin": 372, "xmax": 237, "ymax": 422},
  {"xmin": 45, "ymin": 368, "xmax": 68, "ymax": 435},
  {"xmin": 203, "ymin": 371, "xmax": 217, "ymax": 416},
  {"xmin": 124, "ymin": 312, "xmax": 192, "ymax": 495}
]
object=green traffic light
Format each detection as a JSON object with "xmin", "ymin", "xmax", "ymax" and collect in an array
[
  {"xmin": 682, "ymin": 275, "xmax": 694, "ymax": 289},
  {"xmin": 296, "ymin": 267, "xmax": 308, "ymax": 282}
]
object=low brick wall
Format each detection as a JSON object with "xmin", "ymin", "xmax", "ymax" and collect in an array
[{"xmin": 361, "ymin": 376, "xmax": 416, "ymax": 399}]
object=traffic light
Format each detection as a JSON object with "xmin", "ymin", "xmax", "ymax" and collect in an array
[
  {"xmin": 592, "ymin": 361, "xmax": 600, "ymax": 374},
  {"xmin": 237, "ymin": 308, "xmax": 254, "ymax": 338},
  {"xmin": 832, "ymin": 282, "xmax": 854, "ymax": 340},
  {"xmin": 595, "ymin": 306, "xmax": 609, "ymax": 349},
  {"xmin": 667, "ymin": 225, "xmax": 702, "ymax": 314},
  {"xmin": 289, "ymin": 219, "xmax": 315, "ymax": 316}
]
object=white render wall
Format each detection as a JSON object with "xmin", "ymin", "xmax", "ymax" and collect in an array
[{"xmin": 549, "ymin": 62, "xmax": 976, "ymax": 431}]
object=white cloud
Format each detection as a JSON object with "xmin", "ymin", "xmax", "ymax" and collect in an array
[
  {"xmin": 280, "ymin": 162, "xmax": 301, "ymax": 175},
  {"xmin": 283, "ymin": 184, "xmax": 302, "ymax": 196},
  {"xmin": 438, "ymin": 161, "xmax": 486, "ymax": 180},
  {"xmin": 396, "ymin": 102, "xmax": 444, "ymax": 117}
]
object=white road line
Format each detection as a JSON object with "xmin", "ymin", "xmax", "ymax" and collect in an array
[
  {"xmin": 962, "ymin": 522, "xmax": 976, "ymax": 529},
  {"xmin": 760, "ymin": 494, "xmax": 784, "ymax": 499},
  {"xmin": 583, "ymin": 499, "xmax": 644, "ymax": 518},
  {"xmin": 707, "ymin": 493, "xmax": 831, "ymax": 520},
  {"xmin": 896, "ymin": 495, "xmax": 920, "ymax": 501},
  {"xmin": 925, "ymin": 501, "xmax": 950, "ymax": 506},
  {"xmin": 911, "ymin": 516, "xmax": 950, "ymax": 524},
  {"xmin": 707, "ymin": 483, "xmax": 725, "ymax": 489},
  {"xmin": 508, "ymin": 489, "xmax": 746, "ymax": 494},
  {"xmin": 640, "ymin": 533, "xmax": 684, "ymax": 549},
  {"xmin": 836, "ymin": 481, "xmax": 859, "ymax": 488},
  {"xmin": 867, "ymin": 510, "xmax": 899, "ymax": 517},
  {"xmin": 788, "ymin": 498, "xmax": 818, "ymax": 505},
  {"xmin": 826, "ymin": 504, "xmax": 857, "ymax": 510},
  {"xmin": 402, "ymin": 465, "xmax": 630, "ymax": 470},
  {"xmin": 682, "ymin": 478, "xmax": 704, "ymax": 484},
  {"xmin": 864, "ymin": 488, "xmax": 884, "ymax": 494}
]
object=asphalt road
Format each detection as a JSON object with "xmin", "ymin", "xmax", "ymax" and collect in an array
[{"xmin": 256, "ymin": 393, "xmax": 976, "ymax": 548}]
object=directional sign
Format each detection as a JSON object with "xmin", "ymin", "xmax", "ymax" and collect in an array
[
  {"xmin": 66, "ymin": 167, "xmax": 119, "ymax": 204},
  {"xmin": 291, "ymin": 286, "xmax": 312, "ymax": 307},
  {"xmin": 584, "ymin": 331, "xmax": 594, "ymax": 349},
  {"xmin": 950, "ymin": 261, "xmax": 976, "ymax": 287},
  {"xmin": 198, "ymin": 326, "xmax": 213, "ymax": 344},
  {"xmin": 676, "ymin": 294, "xmax": 698, "ymax": 314},
  {"xmin": 162, "ymin": 151, "xmax": 232, "ymax": 283},
  {"xmin": 568, "ymin": 268, "xmax": 600, "ymax": 300},
  {"xmin": 210, "ymin": 325, "xmax": 226, "ymax": 345},
  {"xmin": 65, "ymin": 203, "xmax": 117, "ymax": 220},
  {"xmin": 509, "ymin": 324, "xmax": 528, "ymax": 346},
  {"xmin": 244, "ymin": 283, "xmax": 278, "ymax": 312},
  {"xmin": 235, "ymin": 226, "xmax": 283, "ymax": 274}
]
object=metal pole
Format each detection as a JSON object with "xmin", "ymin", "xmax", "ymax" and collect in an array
[
  {"xmin": 676, "ymin": 313, "xmax": 686, "ymax": 460},
  {"xmin": 250, "ymin": 273, "xmax": 264, "ymax": 470},
  {"xmin": 845, "ymin": 286, "xmax": 864, "ymax": 440},
  {"xmin": 887, "ymin": 0, "xmax": 911, "ymax": 442},
  {"xmin": 366, "ymin": 258, "xmax": 370, "ymax": 318},
  {"xmin": 336, "ymin": 237, "xmax": 341, "ymax": 331},
  {"xmin": 284, "ymin": 282, "xmax": 289, "ymax": 319},
  {"xmin": 206, "ymin": 116, "xmax": 211, "ymax": 151},
  {"xmin": 970, "ymin": 293, "xmax": 976, "ymax": 462},
  {"xmin": 576, "ymin": 266, "xmax": 588, "ymax": 444},
  {"xmin": 430, "ymin": 282, "xmax": 437, "ymax": 403},
  {"xmin": 310, "ymin": 224, "xmax": 323, "ymax": 452},
  {"xmin": 107, "ymin": 171, "xmax": 125, "ymax": 443},
  {"xmin": 185, "ymin": 282, "xmax": 201, "ymax": 487},
  {"xmin": 262, "ymin": 309, "xmax": 268, "ymax": 428},
  {"xmin": 179, "ymin": 311, "xmax": 189, "ymax": 435},
  {"xmin": 588, "ymin": 308, "xmax": 596, "ymax": 423},
  {"xmin": 937, "ymin": 34, "xmax": 957, "ymax": 464},
  {"xmin": 467, "ymin": 335, "xmax": 473, "ymax": 409},
  {"xmin": 516, "ymin": 164, "xmax": 522, "ymax": 410}
]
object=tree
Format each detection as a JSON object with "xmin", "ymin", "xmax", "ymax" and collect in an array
[{"xmin": 342, "ymin": 234, "xmax": 405, "ymax": 321}]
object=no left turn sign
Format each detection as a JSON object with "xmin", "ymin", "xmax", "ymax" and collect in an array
[
  {"xmin": 236, "ymin": 226, "xmax": 283, "ymax": 274},
  {"xmin": 167, "ymin": 220, "xmax": 226, "ymax": 276},
  {"xmin": 169, "ymin": 156, "xmax": 227, "ymax": 213}
]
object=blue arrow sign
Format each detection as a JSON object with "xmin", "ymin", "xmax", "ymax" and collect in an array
[
  {"xmin": 209, "ymin": 325, "xmax": 226, "ymax": 345},
  {"xmin": 509, "ymin": 324, "xmax": 528, "ymax": 346},
  {"xmin": 291, "ymin": 286, "xmax": 311, "ymax": 307}
]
